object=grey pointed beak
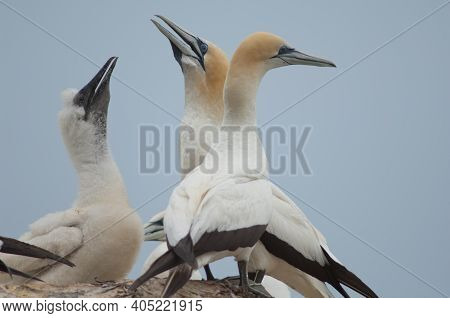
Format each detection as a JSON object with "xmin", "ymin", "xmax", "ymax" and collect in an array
[
  {"xmin": 151, "ymin": 15, "xmax": 205, "ymax": 70},
  {"xmin": 74, "ymin": 57, "xmax": 118, "ymax": 119},
  {"xmin": 276, "ymin": 49, "xmax": 336, "ymax": 68}
]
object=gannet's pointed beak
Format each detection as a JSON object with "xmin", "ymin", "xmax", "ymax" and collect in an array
[
  {"xmin": 0, "ymin": 236, "xmax": 75, "ymax": 267},
  {"xmin": 74, "ymin": 57, "xmax": 118, "ymax": 119},
  {"xmin": 151, "ymin": 15, "xmax": 205, "ymax": 70},
  {"xmin": 275, "ymin": 48, "xmax": 336, "ymax": 68},
  {"xmin": 143, "ymin": 221, "xmax": 165, "ymax": 242}
]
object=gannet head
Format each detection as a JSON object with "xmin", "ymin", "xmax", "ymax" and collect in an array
[
  {"xmin": 59, "ymin": 57, "xmax": 118, "ymax": 163},
  {"xmin": 151, "ymin": 16, "xmax": 228, "ymax": 105},
  {"xmin": 143, "ymin": 211, "xmax": 166, "ymax": 241},
  {"xmin": 230, "ymin": 32, "xmax": 335, "ymax": 75}
]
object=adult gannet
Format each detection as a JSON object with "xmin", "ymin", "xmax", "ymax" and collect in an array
[
  {"xmin": 0, "ymin": 236, "xmax": 73, "ymax": 282},
  {"xmin": 131, "ymin": 28, "xmax": 276, "ymax": 297},
  {"xmin": 143, "ymin": 16, "xmax": 322, "ymax": 298},
  {"xmin": 142, "ymin": 15, "xmax": 229, "ymax": 282},
  {"xmin": 134, "ymin": 31, "xmax": 377, "ymax": 298},
  {"xmin": 220, "ymin": 32, "xmax": 376, "ymax": 298},
  {"xmin": 0, "ymin": 57, "xmax": 143, "ymax": 285}
]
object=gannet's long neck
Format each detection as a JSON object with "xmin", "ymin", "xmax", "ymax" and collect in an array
[
  {"xmin": 75, "ymin": 150, "xmax": 128, "ymax": 208},
  {"xmin": 62, "ymin": 124, "xmax": 128, "ymax": 208},
  {"xmin": 179, "ymin": 68, "xmax": 225, "ymax": 176},
  {"xmin": 210, "ymin": 59, "xmax": 268, "ymax": 176},
  {"xmin": 182, "ymin": 71, "xmax": 223, "ymax": 126},
  {"xmin": 223, "ymin": 63, "xmax": 265, "ymax": 126}
]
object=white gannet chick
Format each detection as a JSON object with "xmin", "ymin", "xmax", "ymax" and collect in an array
[
  {"xmin": 0, "ymin": 58, "xmax": 143, "ymax": 285},
  {"xmin": 0, "ymin": 236, "xmax": 74, "ymax": 282},
  {"xmin": 221, "ymin": 32, "xmax": 376, "ymax": 298}
]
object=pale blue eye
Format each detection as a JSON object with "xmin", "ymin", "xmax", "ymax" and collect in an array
[{"xmin": 200, "ymin": 43, "xmax": 208, "ymax": 54}]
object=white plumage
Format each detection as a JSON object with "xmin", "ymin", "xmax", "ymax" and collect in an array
[
  {"xmin": 261, "ymin": 276, "xmax": 291, "ymax": 298},
  {"xmin": 0, "ymin": 58, "xmax": 143, "ymax": 286},
  {"xmin": 139, "ymin": 26, "xmax": 377, "ymax": 298},
  {"xmin": 133, "ymin": 19, "xmax": 274, "ymax": 297},
  {"xmin": 143, "ymin": 16, "xmax": 329, "ymax": 297},
  {"xmin": 220, "ymin": 32, "xmax": 375, "ymax": 298},
  {"xmin": 164, "ymin": 169, "xmax": 272, "ymax": 265}
]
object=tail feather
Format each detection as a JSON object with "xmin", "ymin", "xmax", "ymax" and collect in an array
[
  {"xmin": 130, "ymin": 249, "xmax": 182, "ymax": 292},
  {"xmin": 0, "ymin": 259, "xmax": 43, "ymax": 282},
  {"xmin": 321, "ymin": 247, "xmax": 378, "ymax": 298},
  {"xmin": 0, "ymin": 236, "xmax": 74, "ymax": 267},
  {"xmin": 161, "ymin": 264, "xmax": 193, "ymax": 298}
]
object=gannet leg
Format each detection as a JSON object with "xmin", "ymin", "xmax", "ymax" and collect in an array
[
  {"xmin": 203, "ymin": 265, "xmax": 215, "ymax": 280},
  {"xmin": 238, "ymin": 261, "xmax": 272, "ymax": 298},
  {"xmin": 238, "ymin": 260, "xmax": 250, "ymax": 294},
  {"xmin": 253, "ymin": 270, "xmax": 266, "ymax": 284}
]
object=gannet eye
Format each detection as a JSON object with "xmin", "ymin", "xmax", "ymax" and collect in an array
[
  {"xmin": 200, "ymin": 42, "xmax": 208, "ymax": 55},
  {"xmin": 278, "ymin": 45, "xmax": 295, "ymax": 55}
]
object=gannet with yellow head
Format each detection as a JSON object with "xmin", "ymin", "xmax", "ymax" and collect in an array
[
  {"xmin": 135, "ymin": 26, "xmax": 376, "ymax": 298},
  {"xmin": 143, "ymin": 17, "xmax": 330, "ymax": 298},
  {"xmin": 142, "ymin": 16, "xmax": 229, "ymax": 282},
  {"xmin": 152, "ymin": 15, "xmax": 228, "ymax": 175},
  {"xmin": 145, "ymin": 17, "xmax": 293, "ymax": 297},
  {"xmin": 222, "ymin": 32, "xmax": 376, "ymax": 298}
]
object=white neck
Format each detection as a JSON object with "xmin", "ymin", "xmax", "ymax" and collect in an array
[
  {"xmin": 179, "ymin": 71, "xmax": 224, "ymax": 176},
  {"xmin": 74, "ymin": 150, "xmax": 128, "ymax": 208},
  {"xmin": 182, "ymin": 71, "xmax": 223, "ymax": 126},
  {"xmin": 58, "ymin": 95, "xmax": 129, "ymax": 208},
  {"xmin": 61, "ymin": 123, "xmax": 128, "ymax": 208},
  {"xmin": 201, "ymin": 65, "xmax": 268, "ymax": 176}
]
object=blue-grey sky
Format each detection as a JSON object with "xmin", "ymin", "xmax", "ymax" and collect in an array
[{"xmin": 1, "ymin": 0, "xmax": 449, "ymax": 297}]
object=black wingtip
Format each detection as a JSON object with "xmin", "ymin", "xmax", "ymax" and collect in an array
[
  {"xmin": 0, "ymin": 259, "xmax": 13, "ymax": 279},
  {"xmin": 0, "ymin": 259, "xmax": 44, "ymax": 282},
  {"xmin": 172, "ymin": 235, "xmax": 197, "ymax": 267},
  {"xmin": 57, "ymin": 257, "xmax": 76, "ymax": 268},
  {"xmin": 129, "ymin": 249, "xmax": 182, "ymax": 292},
  {"xmin": 161, "ymin": 264, "xmax": 193, "ymax": 298},
  {"xmin": 0, "ymin": 236, "xmax": 75, "ymax": 268},
  {"xmin": 321, "ymin": 246, "xmax": 378, "ymax": 298}
]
